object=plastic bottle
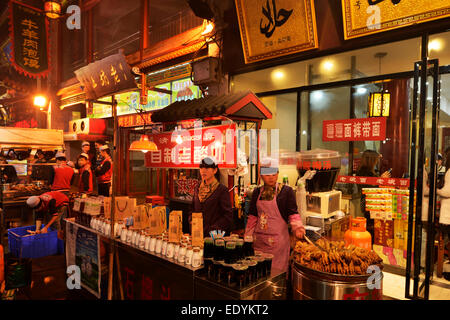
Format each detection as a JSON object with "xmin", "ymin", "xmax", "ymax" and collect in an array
[{"xmin": 344, "ymin": 217, "xmax": 372, "ymax": 250}]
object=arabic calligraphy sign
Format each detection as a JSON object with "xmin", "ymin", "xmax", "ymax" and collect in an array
[
  {"xmin": 342, "ymin": 0, "xmax": 450, "ymax": 40},
  {"xmin": 235, "ymin": 0, "xmax": 318, "ymax": 64},
  {"xmin": 8, "ymin": 0, "xmax": 50, "ymax": 78},
  {"xmin": 74, "ymin": 52, "xmax": 137, "ymax": 100}
]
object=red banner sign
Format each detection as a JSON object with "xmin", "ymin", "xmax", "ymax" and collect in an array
[
  {"xmin": 323, "ymin": 117, "xmax": 386, "ymax": 141},
  {"xmin": 118, "ymin": 113, "xmax": 152, "ymax": 127},
  {"xmin": 337, "ymin": 175, "xmax": 410, "ymax": 188},
  {"xmin": 145, "ymin": 124, "xmax": 237, "ymax": 169}
]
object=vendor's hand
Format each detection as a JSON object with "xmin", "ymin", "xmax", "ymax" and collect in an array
[
  {"xmin": 295, "ymin": 226, "xmax": 305, "ymax": 239},
  {"xmin": 40, "ymin": 227, "xmax": 48, "ymax": 234},
  {"xmin": 381, "ymin": 171, "xmax": 391, "ymax": 178}
]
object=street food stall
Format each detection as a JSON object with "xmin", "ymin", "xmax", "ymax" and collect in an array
[
  {"xmin": 0, "ymin": 127, "xmax": 64, "ymax": 246},
  {"xmin": 148, "ymin": 90, "xmax": 272, "ymax": 233},
  {"xmin": 63, "ymin": 90, "xmax": 293, "ymax": 300}
]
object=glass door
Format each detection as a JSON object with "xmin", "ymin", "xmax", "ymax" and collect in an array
[{"xmin": 405, "ymin": 57, "xmax": 441, "ymax": 300}]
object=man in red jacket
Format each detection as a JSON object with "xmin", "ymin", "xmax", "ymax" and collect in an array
[
  {"xmin": 26, "ymin": 191, "xmax": 69, "ymax": 234},
  {"xmin": 50, "ymin": 152, "xmax": 75, "ymax": 195}
]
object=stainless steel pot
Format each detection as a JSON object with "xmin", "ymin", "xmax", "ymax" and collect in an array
[
  {"xmin": 2, "ymin": 183, "xmax": 11, "ymax": 191},
  {"xmin": 291, "ymin": 262, "xmax": 383, "ymax": 300}
]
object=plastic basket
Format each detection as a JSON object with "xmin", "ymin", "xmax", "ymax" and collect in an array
[{"xmin": 7, "ymin": 225, "xmax": 63, "ymax": 259}]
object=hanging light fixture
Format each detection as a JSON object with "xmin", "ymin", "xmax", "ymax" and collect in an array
[
  {"xmin": 368, "ymin": 88, "xmax": 390, "ymax": 117},
  {"xmin": 129, "ymin": 109, "xmax": 158, "ymax": 153},
  {"xmin": 369, "ymin": 52, "xmax": 390, "ymax": 117},
  {"xmin": 44, "ymin": 1, "xmax": 62, "ymax": 19},
  {"xmin": 129, "ymin": 134, "xmax": 158, "ymax": 153}
]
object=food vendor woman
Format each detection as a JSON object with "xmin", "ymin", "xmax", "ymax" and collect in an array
[
  {"xmin": 244, "ymin": 158, "xmax": 305, "ymax": 274},
  {"xmin": 190, "ymin": 157, "xmax": 233, "ymax": 235}
]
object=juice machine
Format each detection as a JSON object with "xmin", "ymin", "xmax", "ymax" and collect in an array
[{"xmin": 296, "ymin": 149, "xmax": 342, "ymax": 219}]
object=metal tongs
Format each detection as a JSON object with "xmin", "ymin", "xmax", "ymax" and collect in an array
[{"xmin": 304, "ymin": 230, "xmax": 328, "ymax": 252}]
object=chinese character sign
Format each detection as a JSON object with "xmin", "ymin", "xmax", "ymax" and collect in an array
[
  {"xmin": 145, "ymin": 124, "xmax": 237, "ymax": 169},
  {"xmin": 75, "ymin": 52, "xmax": 137, "ymax": 100},
  {"xmin": 235, "ymin": 0, "xmax": 318, "ymax": 64},
  {"xmin": 323, "ymin": 117, "xmax": 386, "ymax": 141},
  {"xmin": 9, "ymin": 0, "xmax": 50, "ymax": 78},
  {"xmin": 342, "ymin": 0, "xmax": 450, "ymax": 40}
]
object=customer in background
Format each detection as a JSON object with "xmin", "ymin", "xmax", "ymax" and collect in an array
[
  {"xmin": 356, "ymin": 150, "xmax": 391, "ymax": 241},
  {"xmin": 434, "ymin": 148, "xmax": 450, "ymax": 280},
  {"xmin": 244, "ymin": 157, "xmax": 305, "ymax": 274},
  {"xmin": 95, "ymin": 145, "xmax": 112, "ymax": 196},
  {"xmin": 77, "ymin": 153, "xmax": 93, "ymax": 195},
  {"xmin": 50, "ymin": 151, "xmax": 75, "ymax": 196},
  {"xmin": 189, "ymin": 157, "xmax": 233, "ymax": 236},
  {"xmin": 94, "ymin": 140, "xmax": 106, "ymax": 171},
  {"xmin": 81, "ymin": 141, "xmax": 95, "ymax": 166}
]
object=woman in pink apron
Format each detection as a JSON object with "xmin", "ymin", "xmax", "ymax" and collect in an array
[{"xmin": 244, "ymin": 160, "xmax": 305, "ymax": 274}]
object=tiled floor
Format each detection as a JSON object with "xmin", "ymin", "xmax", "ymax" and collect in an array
[{"xmin": 383, "ymin": 271, "xmax": 450, "ymax": 300}]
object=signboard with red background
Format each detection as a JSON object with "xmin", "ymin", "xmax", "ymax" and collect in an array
[
  {"xmin": 145, "ymin": 124, "xmax": 237, "ymax": 169},
  {"xmin": 323, "ymin": 117, "xmax": 386, "ymax": 141}
]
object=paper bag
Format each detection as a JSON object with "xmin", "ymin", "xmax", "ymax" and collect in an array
[
  {"xmin": 103, "ymin": 197, "xmax": 111, "ymax": 217},
  {"xmin": 168, "ymin": 210, "xmax": 183, "ymax": 244},
  {"xmin": 191, "ymin": 212, "xmax": 203, "ymax": 248},
  {"xmin": 113, "ymin": 196, "xmax": 135, "ymax": 221},
  {"xmin": 133, "ymin": 204, "xmax": 151, "ymax": 229},
  {"xmin": 149, "ymin": 206, "xmax": 166, "ymax": 235}
]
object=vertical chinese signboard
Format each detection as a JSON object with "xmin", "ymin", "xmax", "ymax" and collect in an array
[
  {"xmin": 145, "ymin": 124, "xmax": 237, "ymax": 169},
  {"xmin": 8, "ymin": 0, "xmax": 50, "ymax": 78},
  {"xmin": 342, "ymin": 0, "xmax": 450, "ymax": 40},
  {"xmin": 322, "ymin": 117, "xmax": 386, "ymax": 141},
  {"xmin": 235, "ymin": 0, "xmax": 318, "ymax": 64}
]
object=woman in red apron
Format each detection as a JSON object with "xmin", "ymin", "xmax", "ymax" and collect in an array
[{"xmin": 244, "ymin": 159, "xmax": 305, "ymax": 274}]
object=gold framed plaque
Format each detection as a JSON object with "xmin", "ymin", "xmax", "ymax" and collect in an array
[
  {"xmin": 235, "ymin": 0, "xmax": 318, "ymax": 64},
  {"xmin": 342, "ymin": 0, "xmax": 450, "ymax": 40}
]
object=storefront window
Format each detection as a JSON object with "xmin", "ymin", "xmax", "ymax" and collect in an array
[
  {"xmin": 306, "ymin": 88, "xmax": 351, "ymax": 176},
  {"xmin": 231, "ymin": 37, "xmax": 421, "ymax": 93},
  {"xmin": 428, "ymin": 30, "xmax": 450, "ymax": 67}
]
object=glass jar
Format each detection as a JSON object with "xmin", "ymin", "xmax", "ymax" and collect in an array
[
  {"xmin": 155, "ymin": 236, "xmax": 163, "ymax": 254},
  {"xmin": 104, "ymin": 221, "xmax": 111, "ymax": 237},
  {"xmin": 161, "ymin": 237, "xmax": 168, "ymax": 256},
  {"xmin": 178, "ymin": 244, "xmax": 187, "ymax": 263},
  {"xmin": 144, "ymin": 233, "xmax": 151, "ymax": 250},
  {"xmin": 149, "ymin": 236, "xmax": 157, "ymax": 252},
  {"xmin": 130, "ymin": 229, "xmax": 137, "ymax": 245},
  {"xmin": 139, "ymin": 231, "xmax": 146, "ymax": 249},
  {"xmin": 192, "ymin": 248, "xmax": 202, "ymax": 268},
  {"xmin": 126, "ymin": 229, "xmax": 133, "ymax": 243},
  {"xmin": 174, "ymin": 243, "xmax": 180, "ymax": 260},
  {"xmin": 166, "ymin": 242, "xmax": 175, "ymax": 258},
  {"xmin": 120, "ymin": 228, "xmax": 128, "ymax": 242},
  {"xmin": 135, "ymin": 230, "xmax": 142, "ymax": 247},
  {"xmin": 185, "ymin": 246, "xmax": 193, "ymax": 266}
]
